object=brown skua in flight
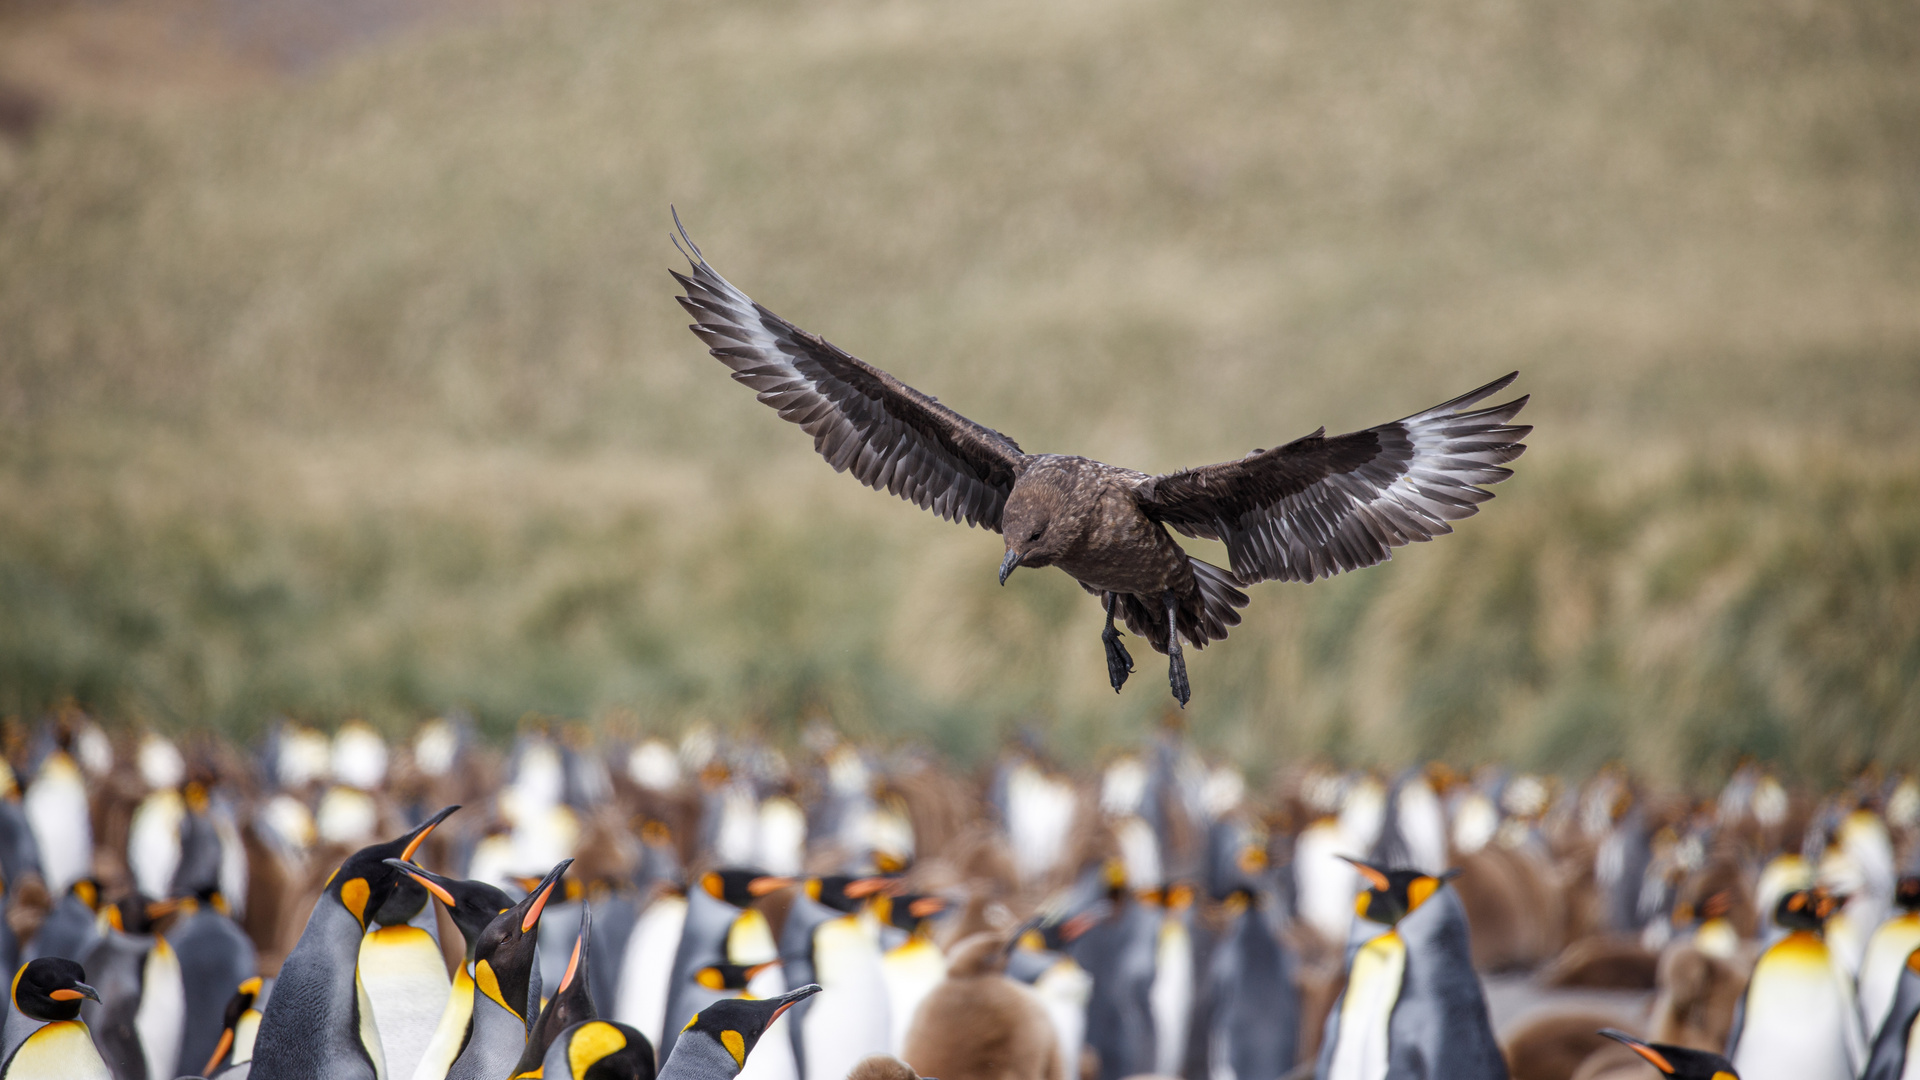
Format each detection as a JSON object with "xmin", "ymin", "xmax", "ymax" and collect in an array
[{"xmin": 670, "ymin": 215, "xmax": 1530, "ymax": 705}]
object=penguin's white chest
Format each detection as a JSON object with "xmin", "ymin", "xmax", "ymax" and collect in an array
[
  {"xmin": 22, "ymin": 755, "xmax": 92, "ymax": 894},
  {"xmin": 1327, "ymin": 932, "xmax": 1406, "ymax": 1080},
  {"xmin": 412, "ymin": 964, "xmax": 475, "ymax": 1080},
  {"xmin": 1150, "ymin": 915, "xmax": 1193, "ymax": 1077},
  {"xmin": 1731, "ymin": 932, "xmax": 1863, "ymax": 1080},
  {"xmin": 136, "ymin": 937, "xmax": 185, "ymax": 1080},
  {"xmin": 614, "ymin": 894, "xmax": 688, "ymax": 1048},
  {"xmin": 360, "ymin": 926, "xmax": 452, "ymax": 1080},
  {"xmin": 802, "ymin": 916, "xmax": 890, "ymax": 1080},
  {"xmin": 1859, "ymin": 914, "xmax": 1920, "ymax": 1036},
  {"xmin": 5, "ymin": 1020, "xmax": 111, "ymax": 1080},
  {"xmin": 881, "ymin": 938, "xmax": 947, "ymax": 1055},
  {"xmin": 128, "ymin": 791, "xmax": 186, "ymax": 901},
  {"xmin": 1033, "ymin": 957, "xmax": 1092, "ymax": 1080}
]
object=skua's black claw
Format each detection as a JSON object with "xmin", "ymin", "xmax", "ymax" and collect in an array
[{"xmin": 1103, "ymin": 629, "xmax": 1134, "ymax": 692}]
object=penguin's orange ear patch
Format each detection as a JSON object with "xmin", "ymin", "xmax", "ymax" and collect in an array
[
  {"xmin": 720, "ymin": 1029, "xmax": 747, "ymax": 1066},
  {"xmin": 1407, "ymin": 876, "xmax": 1440, "ymax": 911},
  {"xmin": 340, "ymin": 877, "xmax": 371, "ymax": 924},
  {"xmin": 1787, "ymin": 892, "xmax": 1807, "ymax": 912},
  {"xmin": 696, "ymin": 968, "xmax": 726, "ymax": 990},
  {"xmin": 570, "ymin": 1022, "xmax": 628, "ymax": 1078}
]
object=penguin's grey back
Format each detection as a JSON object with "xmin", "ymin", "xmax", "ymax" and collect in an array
[
  {"xmin": 1384, "ymin": 888, "xmax": 1506, "ymax": 1080},
  {"xmin": 172, "ymin": 908, "xmax": 258, "ymax": 1080},
  {"xmin": 1207, "ymin": 904, "xmax": 1297, "ymax": 1080},
  {"xmin": 248, "ymin": 899, "xmax": 380, "ymax": 1080}
]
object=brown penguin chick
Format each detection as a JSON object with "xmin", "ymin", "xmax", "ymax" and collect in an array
[
  {"xmin": 1503, "ymin": 1013, "xmax": 1624, "ymax": 1080},
  {"xmin": 850, "ymin": 1055, "xmax": 924, "ymax": 1080},
  {"xmin": 1645, "ymin": 943, "xmax": 1744, "ymax": 1050},
  {"xmin": 672, "ymin": 216, "xmax": 1530, "ymax": 706},
  {"xmin": 902, "ymin": 931, "xmax": 1063, "ymax": 1080}
]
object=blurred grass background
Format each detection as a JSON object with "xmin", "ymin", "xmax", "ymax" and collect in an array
[{"xmin": 0, "ymin": 0, "xmax": 1916, "ymax": 784}]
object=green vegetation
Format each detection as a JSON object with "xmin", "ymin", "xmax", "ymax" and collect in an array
[{"xmin": 1, "ymin": 0, "xmax": 1916, "ymax": 784}]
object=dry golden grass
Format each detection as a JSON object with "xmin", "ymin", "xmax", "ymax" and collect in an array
[{"xmin": 1, "ymin": 0, "xmax": 1916, "ymax": 781}]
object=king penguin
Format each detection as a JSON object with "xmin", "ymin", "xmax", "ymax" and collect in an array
[
  {"xmin": 1859, "ymin": 875, "xmax": 1920, "ymax": 1043},
  {"xmin": 199, "ymin": 976, "xmax": 266, "ymax": 1079},
  {"xmin": 1597, "ymin": 1029, "xmax": 1740, "ymax": 1079},
  {"xmin": 1314, "ymin": 858, "xmax": 1505, "ymax": 1080},
  {"xmin": 167, "ymin": 892, "xmax": 257, "ymax": 1080},
  {"xmin": 248, "ymin": 804, "xmax": 459, "ymax": 1080},
  {"xmin": 24, "ymin": 878, "xmax": 102, "ymax": 964},
  {"xmin": 541, "ymin": 1019, "xmax": 658, "ymax": 1080},
  {"xmin": 512, "ymin": 907, "xmax": 601, "ymax": 1078},
  {"xmin": 874, "ymin": 893, "xmax": 946, "ymax": 1056},
  {"xmin": 658, "ymin": 985, "xmax": 820, "ymax": 1080},
  {"xmin": 1207, "ymin": 883, "xmax": 1299, "ymax": 1080},
  {"xmin": 444, "ymin": 858, "xmax": 573, "ymax": 1080},
  {"xmin": 1, "ymin": 957, "xmax": 109, "ymax": 1080},
  {"xmin": 1726, "ymin": 887, "xmax": 1866, "ymax": 1080},
  {"xmin": 614, "ymin": 882, "xmax": 691, "ymax": 1054},
  {"xmin": 359, "ymin": 869, "xmax": 452, "ymax": 1080},
  {"xmin": 79, "ymin": 893, "xmax": 185, "ymax": 1080},
  {"xmin": 381, "ymin": 859, "xmax": 514, "ymax": 1080},
  {"xmin": 1859, "ymin": 943, "xmax": 1920, "ymax": 1080},
  {"xmin": 658, "ymin": 870, "xmax": 776, "ymax": 1064}
]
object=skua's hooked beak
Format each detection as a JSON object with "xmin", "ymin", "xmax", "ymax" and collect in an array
[{"xmin": 999, "ymin": 549, "xmax": 1022, "ymax": 585}]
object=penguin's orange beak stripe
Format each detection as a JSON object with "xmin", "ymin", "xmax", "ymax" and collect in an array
[
  {"xmin": 524, "ymin": 879, "xmax": 558, "ymax": 933},
  {"xmin": 1338, "ymin": 856, "xmax": 1391, "ymax": 891},
  {"xmin": 49, "ymin": 989, "xmax": 86, "ymax": 1001},
  {"xmin": 204, "ymin": 1028, "xmax": 235, "ymax": 1074},
  {"xmin": 845, "ymin": 878, "xmax": 889, "ymax": 898},
  {"xmin": 401, "ymin": 867, "xmax": 458, "ymax": 909},
  {"xmin": 401, "ymin": 818, "xmax": 443, "ymax": 862},
  {"xmin": 749, "ymin": 877, "xmax": 794, "ymax": 897},
  {"xmin": 1623, "ymin": 1043, "xmax": 1674, "ymax": 1074},
  {"xmin": 560, "ymin": 934, "xmax": 583, "ymax": 990}
]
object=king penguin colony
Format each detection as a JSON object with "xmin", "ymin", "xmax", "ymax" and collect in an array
[{"xmin": 0, "ymin": 718, "xmax": 1918, "ymax": 1080}]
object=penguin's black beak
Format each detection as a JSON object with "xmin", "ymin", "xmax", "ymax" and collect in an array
[
  {"xmin": 765, "ymin": 982, "xmax": 823, "ymax": 1026},
  {"xmin": 519, "ymin": 858, "xmax": 574, "ymax": 934},
  {"xmin": 999, "ymin": 549, "xmax": 1022, "ymax": 585},
  {"xmin": 383, "ymin": 858, "xmax": 459, "ymax": 909},
  {"xmin": 396, "ymin": 804, "xmax": 462, "ymax": 862},
  {"xmin": 60, "ymin": 982, "xmax": 102, "ymax": 1004},
  {"xmin": 1598, "ymin": 1029, "xmax": 1675, "ymax": 1075}
]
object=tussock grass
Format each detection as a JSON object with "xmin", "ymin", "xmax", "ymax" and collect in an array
[{"xmin": 1, "ymin": 0, "xmax": 1916, "ymax": 783}]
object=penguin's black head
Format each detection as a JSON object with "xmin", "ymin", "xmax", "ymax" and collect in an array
[
  {"xmin": 473, "ymin": 857, "xmax": 572, "ymax": 1021},
  {"xmin": 698, "ymin": 868, "xmax": 771, "ymax": 908},
  {"xmin": 103, "ymin": 893, "xmax": 177, "ymax": 936},
  {"xmin": 550, "ymin": 1019, "xmax": 658, "ymax": 1080},
  {"xmin": 693, "ymin": 961, "xmax": 778, "ymax": 991},
  {"xmin": 681, "ymin": 983, "xmax": 823, "ymax": 1068},
  {"xmin": 1599, "ymin": 1028, "xmax": 1739, "ymax": 1079},
  {"xmin": 66, "ymin": 878, "xmax": 101, "ymax": 912},
  {"xmin": 805, "ymin": 874, "xmax": 890, "ymax": 914},
  {"xmin": 1896, "ymin": 874, "xmax": 1920, "ymax": 914},
  {"xmin": 1773, "ymin": 886, "xmax": 1844, "ymax": 933},
  {"xmin": 1341, "ymin": 857, "xmax": 1460, "ymax": 926},
  {"xmin": 323, "ymin": 804, "xmax": 460, "ymax": 930},
  {"xmin": 876, "ymin": 892, "xmax": 946, "ymax": 934},
  {"xmin": 11, "ymin": 957, "xmax": 101, "ymax": 1022},
  {"xmin": 516, "ymin": 907, "xmax": 601, "ymax": 1077},
  {"xmin": 382, "ymin": 858, "xmax": 514, "ymax": 957},
  {"xmin": 204, "ymin": 976, "xmax": 264, "ymax": 1074}
]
